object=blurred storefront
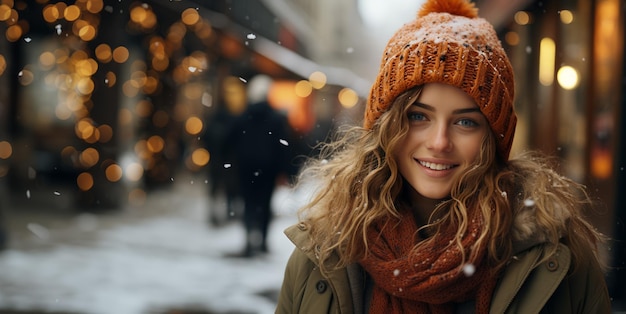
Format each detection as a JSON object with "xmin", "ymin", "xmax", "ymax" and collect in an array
[
  {"xmin": 0, "ymin": 0, "xmax": 365, "ymax": 212},
  {"xmin": 495, "ymin": 0, "xmax": 624, "ymax": 303}
]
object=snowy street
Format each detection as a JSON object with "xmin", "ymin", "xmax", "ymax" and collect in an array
[{"xmin": 0, "ymin": 172, "xmax": 304, "ymax": 314}]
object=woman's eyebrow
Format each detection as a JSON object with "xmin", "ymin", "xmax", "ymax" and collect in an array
[
  {"xmin": 453, "ymin": 107, "xmax": 481, "ymax": 114},
  {"xmin": 413, "ymin": 102, "xmax": 481, "ymax": 115},
  {"xmin": 413, "ymin": 102, "xmax": 435, "ymax": 111}
]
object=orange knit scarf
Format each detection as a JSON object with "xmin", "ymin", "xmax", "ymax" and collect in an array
[{"xmin": 359, "ymin": 206, "xmax": 498, "ymax": 313}]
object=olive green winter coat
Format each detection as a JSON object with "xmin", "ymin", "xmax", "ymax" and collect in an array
[{"xmin": 276, "ymin": 223, "xmax": 611, "ymax": 314}]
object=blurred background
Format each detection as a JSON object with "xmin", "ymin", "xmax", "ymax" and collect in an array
[{"xmin": 0, "ymin": 0, "xmax": 624, "ymax": 313}]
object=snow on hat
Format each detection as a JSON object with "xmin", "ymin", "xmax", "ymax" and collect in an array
[{"xmin": 364, "ymin": 0, "xmax": 517, "ymax": 160}]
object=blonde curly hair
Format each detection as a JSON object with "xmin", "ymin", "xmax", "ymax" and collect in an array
[{"xmin": 296, "ymin": 86, "xmax": 603, "ymax": 275}]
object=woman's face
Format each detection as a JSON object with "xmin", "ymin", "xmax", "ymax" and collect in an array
[{"xmin": 394, "ymin": 83, "xmax": 489, "ymax": 200}]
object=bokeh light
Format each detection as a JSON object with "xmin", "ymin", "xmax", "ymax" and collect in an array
[
  {"xmin": 0, "ymin": 141, "xmax": 12, "ymax": 159},
  {"xmin": 147, "ymin": 135, "xmax": 165, "ymax": 153},
  {"xmin": 191, "ymin": 148, "xmax": 210, "ymax": 167},
  {"xmin": 181, "ymin": 8, "xmax": 200, "ymax": 26},
  {"xmin": 185, "ymin": 116, "xmax": 203, "ymax": 135},
  {"xmin": 112, "ymin": 46, "xmax": 130, "ymax": 63},
  {"xmin": 77, "ymin": 172, "xmax": 94, "ymax": 191},
  {"xmin": 308, "ymin": 71, "xmax": 327, "ymax": 89},
  {"xmin": 105, "ymin": 164, "xmax": 123, "ymax": 182},
  {"xmin": 79, "ymin": 147, "xmax": 100, "ymax": 168},
  {"xmin": 294, "ymin": 80, "xmax": 312, "ymax": 97},
  {"xmin": 338, "ymin": 88, "xmax": 359, "ymax": 108},
  {"xmin": 125, "ymin": 162, "xmax": 144, "ymax": 182}
]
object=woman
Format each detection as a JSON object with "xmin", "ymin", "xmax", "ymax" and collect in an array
[{"xmin": 276, "ymin": 0, "xmax": 611, "ymax": 313}]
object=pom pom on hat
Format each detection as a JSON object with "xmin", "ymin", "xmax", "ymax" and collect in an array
[
  {"xmin": 364, "ymin": 0, "xmax": 517, "ymax": 160},
  {"xmin": 418, "ymin": 0, "xmax": 478, "ymax": 18}
]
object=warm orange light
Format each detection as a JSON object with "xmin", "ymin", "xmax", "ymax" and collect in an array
[
  {"xmin": 75, "ymin": 58, "xmax": 98, "ymax": 76},
  {"xmin": 95, "ymin": 44, "xmax": 112, "ymax": 62},
  {"xmin": 185, "ymin": 116, "xmax": 203, "ymax": 135},
  {"xmin": 267, "ymin": 81, "xmax": 315, "ymax": 133},
  {"xmin": 98, "ymin": 125, "xmax": 113, "ymax": 143},
  {"xmin": 181, "ymin": 8, "xmax": 200, "ymax": 26},
  {"xmin": 61, "ymin": 146, "xmax": 77, "ymax": 158},
  {"xmin": 143, "ymin": 76, "xmax": 159, "ymax": 94},
  {"xmin": 6, "ymin": 24, "xmax": 23, "ymax": 42},
  {"xmin": 134, "ymin": 140, "xmax": 150, "ymax": 159},
  {"xmin": 86, "ymin": 0, "xmax": 104, "ymax": 14},
  {"xmin": 105, "ymin": 71, "xmax": 116, "ymax": 87},
  {"xmin": 76, "ymin": 77, "xmax": 95, "ymax": 95},
  {"xmin": 76, "ymin": 119, "xmax": 95, "ymax": 139},
  {"xmin": 79, "ymin": 147, "xmax": 99, "ymax": 168},
  {"xmin": 191, "ymin": 148, "xmax": 210, "ymax": 167},
  {"xmin": 42, "ymin": 5, "xmax": 60, "ymax": 23},
  {"xmin": 135, "ymin": 100, "xmax": 153, "ymax": 117},
  {"xmin": 105, "ymin": 164, "xmax": 123, "ymax": 182},
  {"xmin": 0, "ymin": 141, "xmax": 12, "ymax": 159},
  {"xmin": 308, "ymin": 71, "xmax": 327, "ymax": 89},
  {"xmin": 0, "ymin": 54, "xmax": 5, "ymax": 76},
  {"xmin": 39, "ymin": 51, "xmax": 56, "ymax": 69},
  {"xmin": 112, "ymin": 46, "xmax": 130, "ymax": 63},
  {"xmin": 152, "ymin": 56, "xmax": 169, "ymax": 72},
  {"xmin": 55, "ymin": 3, "xmax": 68, "ymax": 19},
  {"xmin": 338, "ymin": 88, "xmax": 359, "ymax": 108},
  {"xmin": 146, "ymin": 135, "xmax": 164, "ymax": 153},
  {"xmin": 77, "ymin": 172, "xmax": 94, "ymax": 191},
  {"xmin": 64, "ymin": 5, "xmax": 81, "ymax": 22},
  {"xmin": 18, "ymin": 69, "xmax": 34, "ymax": 85},
  {"xmin": 591, "ymin": 149, "xmax": 612, "ymax": 179},
  {"xmin": 294, "ymin": 80, "xmax": 312, "ymax": 97},
  {"xmin": 122, "ymin": 80, "xmax": 139, "ymax": 97},
  {"xmin": 130, "ymin": 6, "xmax": 148, "ymax": 24},
  {"xmin": 0, "ymin": 4, "xmax": 12, "ymax": 21},
  {"xmin": 505, "ymin": 31, "xmax": 520, "ymax": 46},
  {"xmin": 78, "ymin": 25, "xmax": 96, "ymax": 41}
]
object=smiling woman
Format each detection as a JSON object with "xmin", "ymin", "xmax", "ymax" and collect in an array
[
  {"xmin": 394, "ymin": 83, "xmax": 489, "ymax": 202},
  {"xmin": 276, "ymin": 0, "xmax": 610, "ymax": 313}
]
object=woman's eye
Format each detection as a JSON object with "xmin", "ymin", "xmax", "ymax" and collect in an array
[
  {"xmin": 407, "ymin": 112, "xmax": 426, "ymax": 121},
  {"xmin": 456, "ymin": 118, "xmax": 478, "ymax": 127}
]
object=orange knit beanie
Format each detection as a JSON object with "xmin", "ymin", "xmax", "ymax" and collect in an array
[{"xmin": 364, "ymin": 0, "xmax": 517, "ymax": 160}]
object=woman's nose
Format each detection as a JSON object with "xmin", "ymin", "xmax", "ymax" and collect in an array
[{"xmin": 427, "ymin": 124, "xmax": 452, "ymax": 152}]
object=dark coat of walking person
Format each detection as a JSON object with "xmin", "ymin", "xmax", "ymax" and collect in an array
[
  {"xmin": 276, "ymin": 0, "xmax": 611, "ymax": 312},
  {"xmin": 228, "ymin": 74, "xmax": 292, "ymax": 258},
  {"xmin": 203, "ymin": 104, "xmax": 241, "ymax": 226}
]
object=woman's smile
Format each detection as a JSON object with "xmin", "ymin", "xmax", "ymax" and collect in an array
[
  {"xmin": 417, "ymin": 159, "xmax": 458, "ymax": 171},
  {"xmin": 395, "ymin": 82, "xmax": 489, "ymax": 200}
]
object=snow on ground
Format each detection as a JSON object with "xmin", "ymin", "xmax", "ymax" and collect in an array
[{"xmin": 0, "ymin": 173, "xmax": 311, "ymax": 314}]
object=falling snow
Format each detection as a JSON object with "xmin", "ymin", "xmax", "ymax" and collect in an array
[
  {"xmin": 462, "ymin": 263, "xmax": 476, "ymax": 277},
  {"xmin": 524, "ymin": 199, "xmax": 535, "ymax": 207}
]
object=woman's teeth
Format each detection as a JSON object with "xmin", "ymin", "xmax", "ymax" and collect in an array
[{"xmin": 419, "ymin": 161, "xmax": 454, "ymax": 170}]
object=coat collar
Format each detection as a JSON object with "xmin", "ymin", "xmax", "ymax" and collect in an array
[
  {"xmin": 285, "ymin": 209, "xmax": 571, "ymax": 314},
  {"xmin": 285, "ymin": 223, "xmax": 357, "ymax": 313},
  {"xmin": 491, "ymin": 243, "xmax": 571, "ymax": 313}
]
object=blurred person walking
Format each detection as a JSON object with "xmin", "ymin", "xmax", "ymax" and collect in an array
[
  {"xmin": 227, "ymin": 74, "xmax": 293, "ymax": 258},
  {"xmin": 203, "ymin": 104, "xmax": 241, "ymax": 226}
]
